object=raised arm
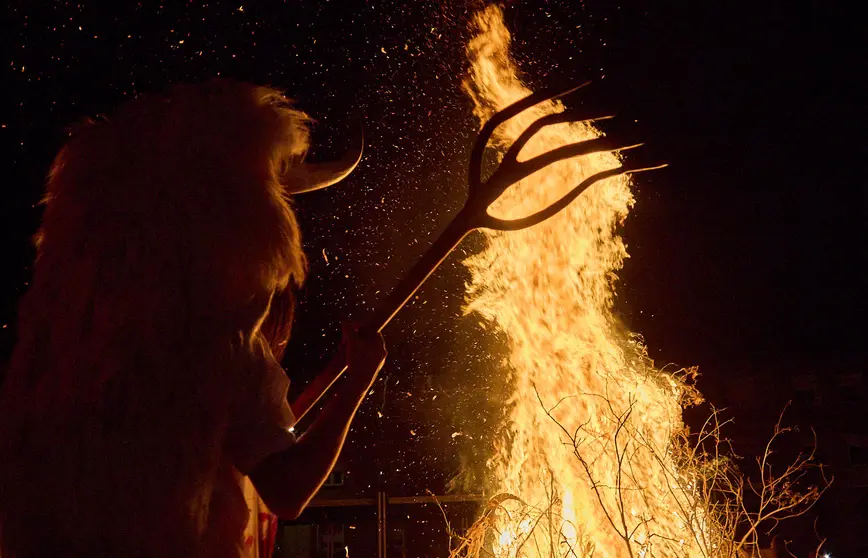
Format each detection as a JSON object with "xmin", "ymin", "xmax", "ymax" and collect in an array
[{"xmin": 248, "ymin": 325, "xmax": 386, "ymax": 519}]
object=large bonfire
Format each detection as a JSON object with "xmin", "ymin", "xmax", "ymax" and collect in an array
[{"xmin": 458, "ymin": 6, "xmax": 722, "ymax": 557}]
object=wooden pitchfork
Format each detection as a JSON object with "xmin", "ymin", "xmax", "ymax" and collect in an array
[{"xmin": 290, "ymin": 83, "xmax": 664, "ymax": 423}]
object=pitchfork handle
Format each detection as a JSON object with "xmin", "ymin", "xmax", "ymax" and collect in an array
[
  {"xmin": 288, "ymin": 82, "xmax": 664, "ymax": 425},
  {"xmin": 290, "ymin": 210, "xmax": 475, "ymax": 423}
]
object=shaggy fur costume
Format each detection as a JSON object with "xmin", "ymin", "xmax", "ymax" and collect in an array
[{"xmin": 0, "ymin": 80, "xmax": 312, "ymax": 558}]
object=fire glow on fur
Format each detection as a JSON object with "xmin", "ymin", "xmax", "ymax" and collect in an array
[{"xmin": 460, "ymin": 7, "xmax": 716, "ymax": 557}]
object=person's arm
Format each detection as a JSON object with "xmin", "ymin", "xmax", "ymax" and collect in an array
[{"xmin": 248, "ymin": 325, "xmax": 386, "ymax": 519}]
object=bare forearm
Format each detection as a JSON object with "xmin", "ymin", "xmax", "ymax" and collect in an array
[{"xmin": 249, "ymin": 355, "xmax": 379, "ymax": 518}]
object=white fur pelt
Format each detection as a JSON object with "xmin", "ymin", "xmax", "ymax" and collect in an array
[{"xmin": 0, "ymin": 80, "xmax": 310, "ymax": 558}]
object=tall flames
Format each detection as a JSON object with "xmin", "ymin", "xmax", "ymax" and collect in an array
[{"xmin": 460, "ymin": 7, "xmax": 717, "ymax": 557}]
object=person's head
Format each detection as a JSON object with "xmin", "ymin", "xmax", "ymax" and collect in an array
[
  {"xmin": 38, "ymin": 79, "xmax": 358, "ymax": 352},
  {"xmin": 10, "ymin": 79, "xmax": 360, "ymax": 409}
]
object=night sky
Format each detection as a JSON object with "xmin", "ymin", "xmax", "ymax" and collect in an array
[{"xmin": 1, "ymin": 0, "xmax": 864, "ymax": 496}]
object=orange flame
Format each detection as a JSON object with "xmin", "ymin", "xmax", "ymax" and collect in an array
[{"xmin": 461, "ymin": 7, "xmax": 715, "ymax": 557}]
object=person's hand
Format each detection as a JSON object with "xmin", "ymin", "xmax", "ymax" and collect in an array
[{"xmin": 341, "ymin": 323, "xmax": 386, "ymax": 386}]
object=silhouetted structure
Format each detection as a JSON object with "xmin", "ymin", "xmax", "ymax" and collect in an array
[{"xmin": 700, "ymin": 356, "xmax": 868, "ymax": 556}]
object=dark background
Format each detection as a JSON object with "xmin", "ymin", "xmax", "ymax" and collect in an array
[{"xmin": 1, "ymin": 0, "xmax": 865, "ymax": 553}]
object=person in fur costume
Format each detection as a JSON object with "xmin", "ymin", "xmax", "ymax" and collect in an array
[{"xmin": 0, "ymin": 79, "xmax": 386, "ymax": 558}]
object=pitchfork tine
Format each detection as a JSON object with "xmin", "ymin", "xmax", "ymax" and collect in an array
[
  {"xmin": 497, "ymin": 139, "xmax": 645, "ymax": 188},
  {"xmin": 469, "ymin": 82, "xmax": 591, "ymax": 190},
  {"xmin": 502, "ymin": 112, "xmax": 616, "ymax": 165},
  {"xmin": 482, "ymin": 163, "xmax": 668, "ymax": 232}
]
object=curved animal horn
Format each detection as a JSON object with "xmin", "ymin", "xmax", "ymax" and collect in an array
[{"xmin": 284, "ymin": 133, "xmax": 364, "ymax": 194}]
